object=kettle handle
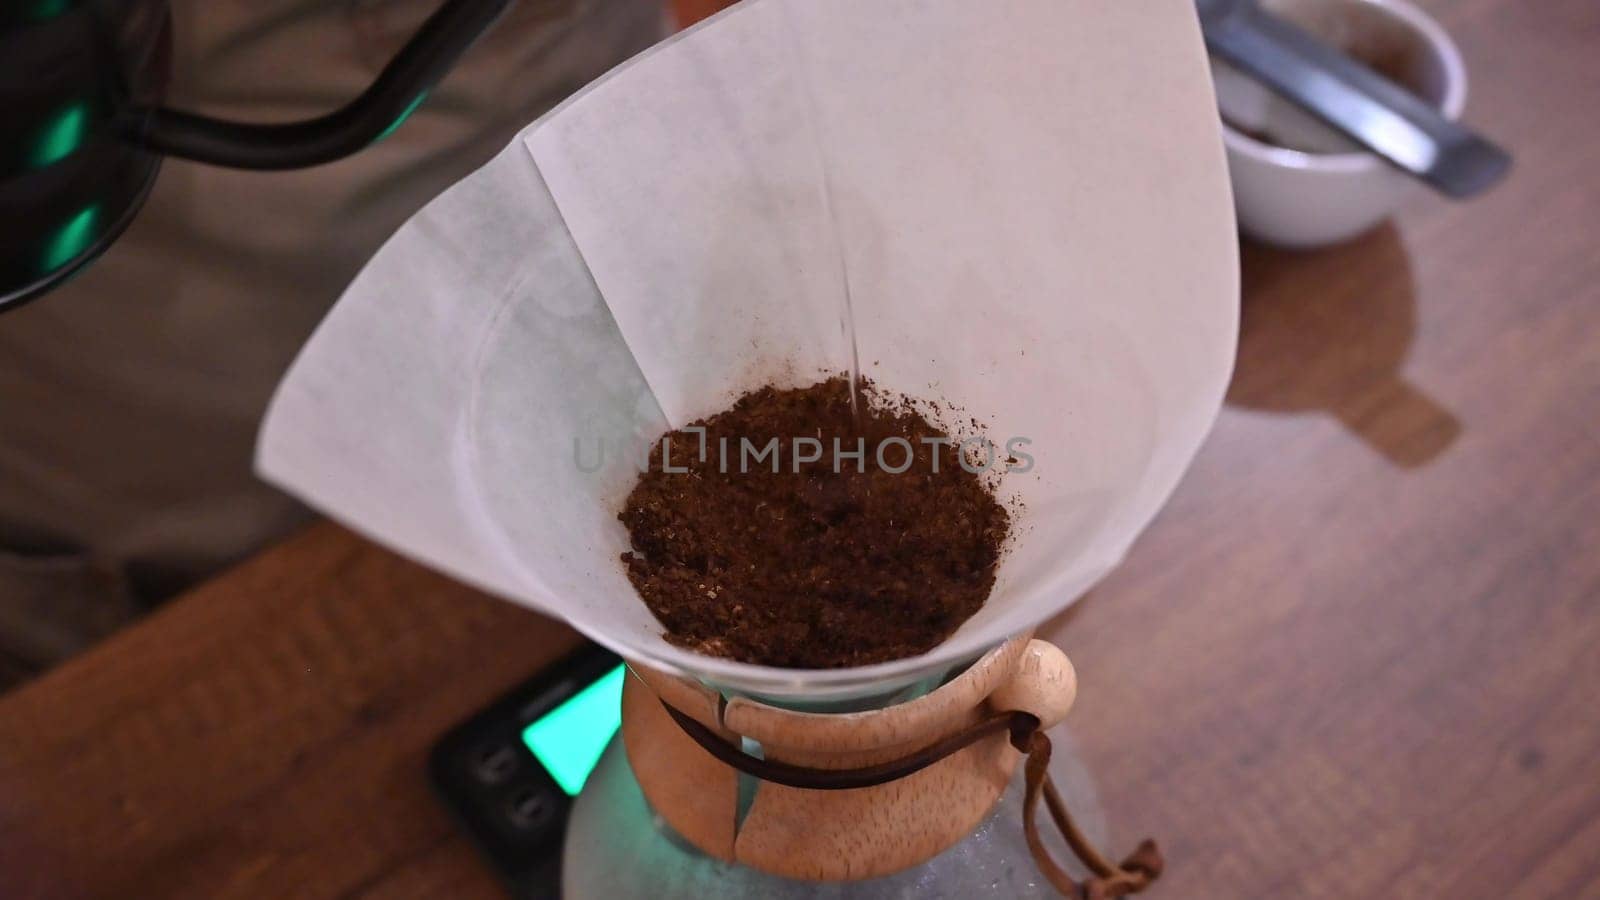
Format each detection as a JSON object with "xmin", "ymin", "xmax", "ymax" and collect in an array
[{"xmin": 116, "ymin": 0, "xmax": 511, "ymax": 170}]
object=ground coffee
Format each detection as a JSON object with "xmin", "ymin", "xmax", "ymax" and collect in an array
[{"xmin": 619, "ymin": 376, "xmax": 1009, "ymax": 668}]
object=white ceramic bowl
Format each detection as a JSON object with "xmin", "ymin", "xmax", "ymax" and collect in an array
[{"xmin": 1212, "ymin": 0, "xmax": 1468, "ymax": 249}]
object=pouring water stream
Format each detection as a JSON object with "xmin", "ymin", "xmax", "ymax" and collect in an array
[{"xmin": 781, "ymin": 6, "xmax": 864, "ymax": 428}]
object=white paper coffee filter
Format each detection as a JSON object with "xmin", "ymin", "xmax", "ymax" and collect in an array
[{"xmin": 259, "ymin": 0, "xmax": 1237, "ymax": 702}]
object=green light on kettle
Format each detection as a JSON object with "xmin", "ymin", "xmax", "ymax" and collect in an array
[
  {"xmin": 30, "ymin": 103, "xmax": 89, "ymax": 168},
  {"xmin": 374, "ymin": 93, "xmax": 429, "ymax": 144},
  {"xmin": 30, "ymin": 0, "xmax": 71, "ymax": 21},
  {"xmin": 42, "ymin": 206, "xmax": 100, "ymax": 273}
]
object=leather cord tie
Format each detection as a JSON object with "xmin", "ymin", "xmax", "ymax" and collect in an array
[{"xmin": 662, "ymin": 702, "xmax": 1163, "ymax": 898}]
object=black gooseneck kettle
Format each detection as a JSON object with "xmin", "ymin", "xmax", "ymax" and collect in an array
[{"xmin": 0, "ymin": 0, "xmax": 511, "ymax": 312}]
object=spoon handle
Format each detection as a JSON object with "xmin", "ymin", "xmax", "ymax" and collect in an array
[{"xmin": 1202, "ymin": 4, "xmax": 1510, "ymax": 198}]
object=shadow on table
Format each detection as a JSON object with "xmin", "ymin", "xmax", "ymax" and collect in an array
[{"xmin": 1225, "ymin": 224, "xmax": 1461, "ymax": 469}]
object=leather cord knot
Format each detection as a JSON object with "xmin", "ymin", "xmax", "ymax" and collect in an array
[{"xmin": 661, "ymin": 701, "xmax": 1163, "ymax": 898}]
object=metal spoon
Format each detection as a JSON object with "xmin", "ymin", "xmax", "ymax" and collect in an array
[{"xmin": 1197, "ymin": 0, "xmax": 1510, "ymax": 198}]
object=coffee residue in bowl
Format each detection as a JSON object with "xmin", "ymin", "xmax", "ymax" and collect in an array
[{"xmin": 618, "ymin": 376, "xmax": 1009, "ymax": 668}]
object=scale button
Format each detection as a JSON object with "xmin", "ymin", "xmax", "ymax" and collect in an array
[
  {"xmin": 504, "ymin": 786, "xmax": 557, "ymax": 830},
  {"xmin": 470, "ymin": 742, "xmax": 520, "ymax": 784}
]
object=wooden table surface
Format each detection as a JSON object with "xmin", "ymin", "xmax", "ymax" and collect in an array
[{"xmin": 3, "ymin": 1, "xmax": 1598, "ymax": 897}]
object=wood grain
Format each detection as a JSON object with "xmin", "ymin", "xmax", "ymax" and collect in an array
[
  {"xmin": 2, "ymin": 0, "xmax": 1597, "ymax": 897},
  {"xmin": 0, "ymin": 525, "xmax": 579, "ymax": 899},
  {"xmin": 672, "ymin": 0, "xmax": 731, "ymax": 28},
  {"xmin": 1034, "ymin": 2, "xmax": 1600, "ymax": 896}
]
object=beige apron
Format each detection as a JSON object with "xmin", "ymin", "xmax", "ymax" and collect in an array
[{"xmin": 0, "ymin": 0, "xmax": 665, "ymax": 680}]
